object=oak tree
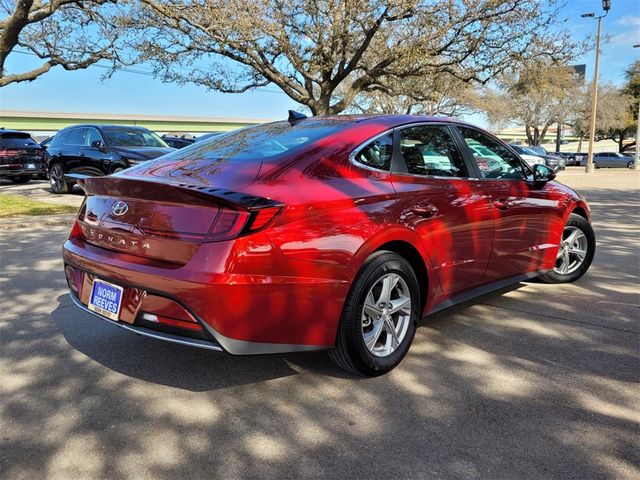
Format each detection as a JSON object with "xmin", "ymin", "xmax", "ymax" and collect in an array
[
  {"xmin": 0, "ymin": 0, "xmax": 129, "ymax": 87},
  {"xmin": 134, "ymin": 0, "xmax": 578, "ymax": 115},
  {"xmin": 479, "ymin": 60, "xmax": 582, "ymax": 146}
]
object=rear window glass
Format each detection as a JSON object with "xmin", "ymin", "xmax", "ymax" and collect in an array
[
  {"xmin": 0, "ymin": 132, "xmax": 39, "ymax": 148},
  {"xmin": 155, "ymin": 120, "xmax": 346, "ymax": 163}
]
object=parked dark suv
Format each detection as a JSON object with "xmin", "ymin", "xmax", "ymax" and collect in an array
[
  {"xmin": 0, "ymin": 130, "xmax": 46, "ymax": 183},
  {"xmin": 46, "ymin": 125, "xmax": 174, "ymax": 193}
]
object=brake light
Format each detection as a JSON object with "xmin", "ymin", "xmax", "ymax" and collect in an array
[
  {"xmin": 206, "ymin": 208, "xmax": 251, "ymax": 241},
  {"xmin": 69, "ymin": 220, "xmax": 83, "ymax": 240},
  {"xmin": 246, "ymin": 207, "xmax": 282, "ymax": 232},
  {"xmin": 204, "ymin": 206, "xmax": 282, "ymax": 242}
]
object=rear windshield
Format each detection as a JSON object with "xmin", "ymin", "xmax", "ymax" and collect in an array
[
  {"xmin": 0, "ymin": 132, "xmax": 40, "ymax": 148},
  {"xmin": 102, "ymin": 127, "xmax": 168, "ymax": 148},
  {"xmin": 154, "ymin": 120, "xmax": 346, "ymax": 163}
]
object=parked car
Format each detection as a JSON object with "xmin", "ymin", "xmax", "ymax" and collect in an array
[
  {"xmin": 508, "ymin": 144, "xmax": 546, "ymax": 168},
  {"xmin": 161, "ymin": 134, "xmax": 196, "ymax": 149},
  {"xmin": 553, "ymin": 152, "xmax": 581, "ymax": 166},
  {"xmin": 510, "ymin": 145, "xmax": 565, "ymax": 171},
  {"xmin": 40, "ymin": 136, "xmax": 53, "ymax": 149},
  {"xmin": 46, "ymin": 125, "xmax": 174, "ymax": 193},
  {"xmin": 0, "ymin": 130, "xmax": 46, "ymax": 183},
  {"xmin": 527, "ymin": 145, "xmax": 548, "ymax": 156},
  {"xmin": 194, "ymin": 132, "xmax": 224, "ymax": 142},
  {"xmin": 62, "ymin": 113, "xmax": 595, "ymax": 376},
  {"xmin": 580, "ymin": 152, "xmax": 635, "ymax": 169}
]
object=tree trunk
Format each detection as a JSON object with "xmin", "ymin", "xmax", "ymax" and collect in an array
[{"xmin": 577, "ymin": 136, "xmax": 583, "ymax": 153}]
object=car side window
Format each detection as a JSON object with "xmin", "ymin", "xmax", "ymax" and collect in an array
[
  {"xmin": 67, "ymin": 128, "xmax": 87, "ymax": 146},
  {"xmin": 398, "ymin": 125, "xmax": 467, "ymax": 177},
  {"xmin": 354, "ymin": 133, "xmax": 393, "ymax": 171},
  {"xmin": 458, "ymin": 127, "xmax": 527, "ymax": 180},
  {"xmin": 51, "ymin": 130, "xmax": 70, "ymax": 147},
  {"xmin": 85, "ymin": 128, "xmax": 103, "ymax": 147}
]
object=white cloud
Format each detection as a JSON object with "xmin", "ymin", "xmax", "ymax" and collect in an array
[
  {"xmin": 608, "ymin": 29, "xmax": 640, "ymax": 46},
  {"xmin": 617, "ymin": 15, "xmax": 640, "ymax": 27}
]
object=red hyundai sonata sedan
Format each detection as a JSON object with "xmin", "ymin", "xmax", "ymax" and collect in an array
[{"xmin": 62, "ymin": 113, "xmax": 595, "ymax": 375}]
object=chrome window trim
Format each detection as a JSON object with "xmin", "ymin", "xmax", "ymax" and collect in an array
[
  {"xmin": 392, "ymin": 122, "xmax": 475, "ymax": 180},
  {"xmin": 85, "ymin": 127, "xmax": 105, "ymax": 147},
  {"xmin": 455, "ymin": 125, "xmax": 533, "ymax": 181},
  {"xmin": 348, "ymin": 129, "xmax": 395, "ymax": 173}
]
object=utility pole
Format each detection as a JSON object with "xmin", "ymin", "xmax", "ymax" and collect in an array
[
  {"xmin": 634, "ymin": 44, "xmax": 639, "ymax": 170},
  {"xmin": 582, "ymin": 0, "xmax": 610, "ymax": 173}
]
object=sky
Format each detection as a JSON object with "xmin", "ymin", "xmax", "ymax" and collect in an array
[{"xmin": 0, "ymin": 0, "xmax": 639, "ymax": 124}]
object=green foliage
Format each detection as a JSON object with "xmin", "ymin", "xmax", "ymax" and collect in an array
[{"xmin": 0, "ymin": 194, "xmax": 77, "ymax": 217}]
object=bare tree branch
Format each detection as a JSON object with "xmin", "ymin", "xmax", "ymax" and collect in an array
[
  {"xmin": 132, "ymin": 0, "xmax": 582, "ymax": 115},
  {"xmin": 0, "ymin": 0, "xmax": 129, "ymax": 87}
]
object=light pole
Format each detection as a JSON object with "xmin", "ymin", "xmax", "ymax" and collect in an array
[
  {"xmin": 634, "ymin": 44, "xmax": 639, "ymax": 170},
  {"xmin": 583, "ymin": 0, "xmax": 611, "ymax": 173}
]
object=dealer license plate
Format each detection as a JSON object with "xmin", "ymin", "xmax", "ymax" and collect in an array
[{"xmin": 88, "ymin": 279, "xmax": 123, "ymax": 321}]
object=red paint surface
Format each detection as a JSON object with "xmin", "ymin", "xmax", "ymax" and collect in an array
[{"xmin": 62, "ymin": 115, "xmax": 590, "ymax": 349}]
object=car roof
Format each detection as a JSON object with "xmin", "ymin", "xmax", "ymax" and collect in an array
[
  {"xmin": 0, "ymin": 129, "xmax": 33, "ymax": 136},
  {"xmin": 59, "ymin": 124, "xmax": 151, "ymax": 131},
  {"xmin": 295, "ymin": 114, "xmax": 466, "ymax": 127}
]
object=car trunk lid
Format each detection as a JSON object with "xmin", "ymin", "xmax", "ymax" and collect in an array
[{"xmin": 75, "ymin": 175, "xmax": 283, "ymax": 264}]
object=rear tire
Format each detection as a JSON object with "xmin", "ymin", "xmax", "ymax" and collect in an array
[
  {"xmin": 627, "ymin": 161, "xmax": 635, "ymax": 169},
  {"xmin": 49, "ymin": 164, "xmax": 70, "ymax": 194},
  {"xmin": 10, "ymin": 175, "xmax": 31, "ymax": 184},
  {"xmin": 329, "ymin": 251, "xmax": 420, "ymax": 376},
  {"xmin": 538, "ymin": 213, "xmax": 595, "ymax": 284}
]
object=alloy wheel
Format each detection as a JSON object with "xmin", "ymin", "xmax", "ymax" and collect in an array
[
  {"xmin": 50, "ymin": 165, "xmax": 64, "ymax": 192},
  {"xmin": 361, "ymin": 273, "xmax": 412, "ymax": 357},
  {"xmin": 554, "ymin": 225, "xmax": 588, "ymax": 275}
]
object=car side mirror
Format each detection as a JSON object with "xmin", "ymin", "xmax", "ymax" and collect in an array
[
  {"xmin": 91, "ymin": 140, "xmax": 106, "ymax": 151},
  {"xmin": 533, "ymin": 164, "xmax": 556, "ymax": 183}
]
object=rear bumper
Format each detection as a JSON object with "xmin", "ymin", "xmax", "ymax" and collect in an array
[
  {"xmin": 62, "ymin": 236, "xmax": 347, "ymax": 354},
  {"xmin": 0, "ymin": 164, "xmax": 46, "ymax": 177},
  {"xmin": 68, "ymin": 292, "xmax": 224, "ymax": 352}
]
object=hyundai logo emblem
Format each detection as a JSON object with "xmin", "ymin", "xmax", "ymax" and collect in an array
[{"xmin": 111, "ymin": 201, "xmax": 129, "ymax": 216}]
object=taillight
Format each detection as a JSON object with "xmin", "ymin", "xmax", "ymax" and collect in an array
[
  {"xmin": 0, "ymin": 150, "xmax": 19, "ymax": 157},
  {"xmin": 205, "ymin": 208, "xmax": 250, "ymax": 241},
  {"xmin": 246, "ymin": 207, "xmax": 282, "ymax": 232},
  {"xmin": 69, "ymin": 220, "xmax": 83, "ymax": 240},
  {"xmin": 204, "ymin": 206, "xmax": 282, "ymax": 242}
]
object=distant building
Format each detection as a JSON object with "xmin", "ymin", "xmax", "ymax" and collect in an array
[{"xmin": 0, "ymin": 110, "xmax": 269, "ymax": 140}]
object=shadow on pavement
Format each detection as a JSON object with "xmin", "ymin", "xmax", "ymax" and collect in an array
[{"xmin": 2, "ymin": 180, "xmax": 639, "ymax": 479}]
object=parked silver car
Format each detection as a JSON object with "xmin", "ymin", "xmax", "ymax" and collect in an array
[{"xmin": 581, "ymin": 152, "xmax": 635, "ymax": 168}]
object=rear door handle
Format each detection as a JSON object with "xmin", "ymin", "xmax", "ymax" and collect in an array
[
  {"xmin": 411, "ymin": 204, "xmax": 439, "ymax": 218},
  {"xmin": 493, "ymin": 198, "xmax": 511, "ymax": 210}
]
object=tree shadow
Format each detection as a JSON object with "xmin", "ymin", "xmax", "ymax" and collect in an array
[{"xmin": 2, "ymin": 178, "xmax": 639, "ymax": 479}]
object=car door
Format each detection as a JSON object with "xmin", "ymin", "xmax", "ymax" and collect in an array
[
  {"xmin": 82, "ymin": 127, "xmax": 112, "ymax": 174},
  {"xmin": 61, "ymin": 127, "xmax": 87, "ymax": 173},
  {"xmin": 453, "ymin": 126, "xmax": 566, "ymax": 280},
  {"xmin": 388, "ymin": 123, "xmax": 494, "ymax": 293}
]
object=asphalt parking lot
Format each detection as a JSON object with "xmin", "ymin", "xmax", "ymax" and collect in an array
[{"xmin": 1, "ymin": 170, "xmax": 639, "ymax": 479}]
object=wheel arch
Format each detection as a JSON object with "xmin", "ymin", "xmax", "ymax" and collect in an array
[
  {"xmin": 569, "ymin": 200, "xmax": 591, "ymax": 222},
  {"xmin": 348, "ymin": 227, "xmax": 437, "ymax": 316},
  {"xmin": 375, "ymin": 240, "xmax": 429, "ymax": 314}
]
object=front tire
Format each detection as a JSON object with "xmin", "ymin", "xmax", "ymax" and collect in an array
[
  {"xmin": 49, "ymin": 164, "xmax": 71, "ymax": 194},
  {"xmin": 538, "ymin": 213, "xmax": 596, "ymax": 284},
  {"xmin": 329, "ymin": 251, "xmax": 420, "ymax": 376},
  {"xmin": 627, "ymin": 161, "xmax": 635, "ymax": 169}
]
